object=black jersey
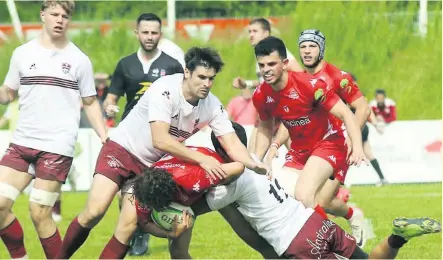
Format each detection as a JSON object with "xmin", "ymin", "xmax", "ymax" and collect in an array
[{"xmin": 109, "ymin": 50, "xmax": 184, "ymax": 119}]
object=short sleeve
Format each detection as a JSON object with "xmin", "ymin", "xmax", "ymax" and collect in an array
[
  {"xmin": 147, "ymin": 83, "xmax": 174, "ymax": 125},
  {"xmin": 76, "ymin": 57, "xmax": 97, "ymax": 97},
  {"xmin": 4, "ymin": 49, "xmax": 21, "ymax": 90},
  {"xmin": 252, "ymin": 86, "xmax": 271, "ymax": 121},
  {"xmin": 208, "ymin": 97, "xmax": 234, "ymax": 137},
  {"xmin": 206, "ymin": 184, "xmax": 238, "ymax": 211},
  {"xmin": 313, "ymin": 80, "xmax": 340, "ymax": 111},
  {"xmin": 336, "ymin": 72, "xmax": 363, "ymax": 104},
  {"xmin": 108, "ymin": 60, "xmax": 126, "ymax": 97}
]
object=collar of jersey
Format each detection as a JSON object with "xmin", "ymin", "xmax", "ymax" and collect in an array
[{"xmin": 137, "ymin": 48, "xmax": 162, "ymax": 73}]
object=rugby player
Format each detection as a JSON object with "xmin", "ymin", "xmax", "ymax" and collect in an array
[
  {"xmin": 250, "ymin": 36, "xmax": 367, "ymax": 221},
  {"xmin": 266, "ymin": 29, "xmax": 370, "ymax": 246},
  {"xmin": 56, "ymin": 47, "xmax": 269, "ymax": 259},
  {"xmin": 0, "ymin": 1, "xmax": 108, "ymax": 258}
]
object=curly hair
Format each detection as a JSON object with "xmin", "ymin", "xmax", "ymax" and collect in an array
[{"xmin": 133, "ymin": 167, "xmax": 178, "ymax": 211}]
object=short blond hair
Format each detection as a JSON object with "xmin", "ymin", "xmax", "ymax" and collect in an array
[{"xmin": 41, "ymin": 0, "xmax": 75, "ymax": 16}]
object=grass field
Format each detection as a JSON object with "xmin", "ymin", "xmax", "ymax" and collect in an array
[{"xmin": 0, "ymin": 183, "xmax": 441, "ymax": 259}]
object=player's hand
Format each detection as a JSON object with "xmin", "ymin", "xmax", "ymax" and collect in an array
[
  {"xmin": 264, "ymin": 146, "xmax": 279, "ymax": 168},
  {"xmin": 199, "ymin": 155, "xmax": 227, "ymax": 180},
  {"xmin": 105, "ymin": 105, "xmax": 120, "ymax": 118},
  {"xmin": 345, "ymin": 137, "xmax": 352, "ymax": 160},
  {"xmin": 347, "ymin": 145, "xmax": 369, "ymax": 167},
  {"xmin": 168, "ymin": 210, "xmax": 193, "ymax": 239},
  {"xmin": 250, "ymin": 162, "xmax": 270, "ymax": 176},
  {"xmin": 232, "ymin": 77, "xmax": 247, "ymax": 89}
]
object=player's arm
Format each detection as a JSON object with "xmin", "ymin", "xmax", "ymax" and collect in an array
[
  {"xmin": 78, "ymin": 58, "xmax": 108, "ymax": 143},
  {"xmin": 210, "ymin": 102, "xmax": 268, "ymax": 175},
  {"xmin": 220, "ymin": 162, "xmax": 245, "ymax": 184},
  {"xmin": 263, "ymin": 123, "xmax": 290, "ymax": 166},
  {"xmin": 252, "ymin": 117, "xmax": 274, "ymax": 161},
  {"xmin": 232, "ymin": 77, "xmax": 261, "ymax": 90},
  {"xmin": 139, "ymin": 211, "xmax": 192, "ymax": 239},
  {"xmin": 287, "ymin": 56, "xmax": 304, "ymax": 72},
  {"xmin": 349, "ymin": 97, "xmax": 371, "ymax": 129},
  {"xmin": 1, "ymin": 50, "xmax": 20, "ymax": 105},
  {"xmin": 325, "ymin": 92, "xmax": 368, "ymax": 166},
  {"xmin": 104, "ymin": 60, "xmax": 126, "ymax": 117}
]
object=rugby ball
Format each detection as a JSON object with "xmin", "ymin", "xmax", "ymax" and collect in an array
[{"xmin": 151, "ymin": 202, "xmax": 195, "ymax": 231}]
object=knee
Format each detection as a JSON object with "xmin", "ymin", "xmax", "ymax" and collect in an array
[
  {"xmin": 316, "ymin": 195, "xmax": 332, "ymax": 209},
  {"xmin": 29, "ymin": 203, "xmax": 52, "ymax": 223},
  {"xmin": 29, "ymin": 188, "xmax": 59, "ymax": 223},
  {"xmin": 294, "ymin": 189, "xmax": 315, "ymax": 208},
  {"xmin": 80, "ymin": 205, "xmax": 107, "ymax": 227},
  {"xmin": 0, "ymin": 182, "xmax": 20, "ymax": 214}
]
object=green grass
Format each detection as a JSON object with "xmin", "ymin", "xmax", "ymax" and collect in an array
[{"xmin": 0, "ymin": 183, "xmax": 441, "ymax": 259}]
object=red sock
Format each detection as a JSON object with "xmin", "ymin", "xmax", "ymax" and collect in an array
[
  {"xmin": 0, "ymin": 218, "xmax": 27, "ymax": 258},
  {"xmin": 56, "ymin": 216, "xmax": 91, "ymax": 259},
  {"xmin": 99, "ymin": 235, "xmax": 129, "ymax": 259},
  {"xmin": 40, "ymin": 228, "xmax": 62, "ymax": 259},
  {"xmin": 344, "ymin": 207, "xmax": 354, "ymax": 220},
  {"xmin": 314, "ymin": 205, "xmax": 329, "ymax": 220},
  {"xmin": 53, "ymin": 199, "xmax": 61, "ymax": 215}
]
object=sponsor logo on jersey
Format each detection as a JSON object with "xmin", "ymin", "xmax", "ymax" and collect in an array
[
  {"xmin": 283, "ymin": 117, "xmax": 311, "ymax": 127},
  {"xmin": 62, "ymin": 62, "xmax": 71, "ymax": 74},
  {"xmin": 288, "ymin": 90, "xmax": 299, "ymax": 99},
  {"xmin": 306, "ymin": 219, "xmax": 336, "ymax": 259},
  {"xmin": 266, "ymin": 96, "xmax": 275, "ymax": 103},
  {"xmin": 152, "ymin": 68, "xmax": 159, "ymax": 77},
  {"xmin": 283, "ymin": 105, "xmax": 289, "ymax": 113},
  {"xmin": 192, "ymin": 180, "xmax": 201, "ymax": 192},
  {"xmin": 314, "ymin": 89, "xmax": 325, "ymax": 102},
  {"xmin": 310, "ymin": 78, "xmax": 318, "ymax": 87}
]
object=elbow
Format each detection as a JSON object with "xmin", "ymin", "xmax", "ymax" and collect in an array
[{"xmin": 152, "ymin": 135, "xmax": 169, "ymax": 151}]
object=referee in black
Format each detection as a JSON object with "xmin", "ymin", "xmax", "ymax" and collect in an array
[{"xmin": 103, "ymin": 13, "xmax": 183, "ymax": 256}]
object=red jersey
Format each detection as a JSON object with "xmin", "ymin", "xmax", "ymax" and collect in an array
[
  {"xmin": 252, "ymin": 71, "xmax": 341, "ymax": 151},
  {"xmin": 135, "ymin": 146, "xmax": 224, "ymax": 223},
  {"xmin": 369, "ymin": 98, "xmax": 397, "ymax": 123},
  {"xmin": 312, "ymin": 62, "xmax": 363, "ymax": 132}
]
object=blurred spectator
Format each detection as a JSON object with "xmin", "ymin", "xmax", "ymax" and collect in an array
[
  {"xmin": 227, "ymin": 88, "xmax": 258, "ymax": 125},
  {"xmin": 369, "ymin": 89, "xmax": 397, "ymax": 123},
  {"xmin": 79, "ymin": 72, "xmax": 115, "ymax": 128}
]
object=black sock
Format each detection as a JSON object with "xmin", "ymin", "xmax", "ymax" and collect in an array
[
  {"xmin": 370, "ymin": 159, "xmax": 385, "ymax": 180},
  {"xmin": 388, "ymin": 234, "xmax": 408, "ymax": 249}
]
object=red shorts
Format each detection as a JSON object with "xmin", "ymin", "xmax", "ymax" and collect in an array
[
  {"xmin": 0, "ymin": 143, "xmax": 73, "ymax": 183},
  {"xmin": 94, "ymin": 140, "xmax": 147, "ymax": 189},
  {"xmin": 284, "ymin": 135, "xmax": 349, "ymax": 184},
  {"xmin": 284, "ymin": 213, "xmax": 356, "ymax": 259}
]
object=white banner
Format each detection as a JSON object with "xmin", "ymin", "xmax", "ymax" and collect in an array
[{"xmin": 0, "ymin": 120, "xmax": 441, "ymax": 191}]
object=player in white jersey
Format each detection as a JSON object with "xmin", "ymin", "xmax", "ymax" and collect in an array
[
  {"xmin": 57, "ymin": 47, "xmax": 269, "ymax": 258},
  {"xmin": 0, "ymin": 1, "xmax": 108, "ymax": 259},
  {"xmin": 159, "ymin": 38, "xmax": 185, "ymax": 69}
]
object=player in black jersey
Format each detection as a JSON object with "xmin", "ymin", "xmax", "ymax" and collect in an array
[
  {"xmin": 102, "ymin": 13, "xmax": 183, "ymax": 256},
  {"xmin": 103, "ymin": 13, "xmax": 183, "ymax": 122}
]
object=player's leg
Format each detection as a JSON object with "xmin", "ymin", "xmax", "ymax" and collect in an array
[
  {"xmin": 316, "ymin": 178, "xmax": 366, "ymax": 247},
  {"xmin": 57, "ymin": 141, "xmax": 136, "ymax": 258},
  {"xmin": 100, "ymin": 192, "xmax": 138, "ymax": 259},
  {"xmin": 0, "ymin": 144, "xmax": 36, "ymax": 259},
  {"xmin": 355, "ymin": 217, "xmax": 441, "ymax": 259},
  {"xmin": 363, "ymin": 141, "xmax": 387, "ymax": 186},
  {"xmin": 218, "ymin": 204, "xmax": 279, "ymax": 259},
  {"xmin": 0, "ymin": 165, "xmax": 33, "ymax": 259},
  {"xmin": 57, "ymin": 174, "xmax": 119, "ymax": 258},
  {"xmin": 168, "ymin": 228, "xmax": 193, "ymax": 259}
]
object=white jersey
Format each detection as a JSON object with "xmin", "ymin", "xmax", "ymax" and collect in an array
[
  {"xmin": 110, "ymin": 74, "xmax": 234, "ymax": 166},
  {"xmin": 255, "ymin": 48, "xmax": 295, "ymax": 83},
  {"xmin": 206, "ymin": 170, "xmax": 315, "ymax": 256},
  {"xmin": 158, "ymin": 38, "xmax": 185, "ymax": 69},
  {"xmin": 3, "ymin": 39, "xmax": 96, "ymax": 157}
]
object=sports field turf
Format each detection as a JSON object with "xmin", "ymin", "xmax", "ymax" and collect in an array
[{"xmin": 0, "ymin": 183, "xmax": 441, "ymax": 259}]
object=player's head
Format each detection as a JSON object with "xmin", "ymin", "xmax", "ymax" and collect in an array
[
  {"xmin": 248, "ymin": 18, "xmax": 271, "ymax": 47},
  {"xmin": 133, "ymin": 167, "xmax": 178, "ymax": 211},
  {"xmin": 254, "ymin": 36, "xmax": 288, "ymax": 85},
  {"xmin": 375, "ymin": 89, "xmax": 386, "ymax": 107},
  {"xmin": 183, "ymin": 47, "xmax": 224, "ymax": 101},
  {"xmin": 298, "ymin": 29, "xmax": 326, "ymax": 69},
  {"xmin": 40, "ymin": 0, "xmax": 75, "ymax": 40},
  {"xmin": 211, "ymin": 121, "xmax": 247, "ymax": 162},
  {"xmin": 135, "ymin": 13, "xmax": 162, "ymax": 52}
]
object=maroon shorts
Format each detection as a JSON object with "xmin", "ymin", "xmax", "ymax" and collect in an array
[
  {"xmin": 0, "ymin": 143, "xmax": 73, "ymax": 183},
  {"xmin": 284, "ymin": 135, "xmax": 350, "ymax": 184},
  {"xmin": 94, "ymin": 140, "xmax": 147, "ymax": 189},
  {"xmin": 284, "ymin": 213, "xmax": 356, "ymax": 259}
]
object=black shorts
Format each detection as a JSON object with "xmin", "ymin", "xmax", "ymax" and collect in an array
[{"xmin": 362, "ymin": 124, "xmax": 369, "ymax": 142}]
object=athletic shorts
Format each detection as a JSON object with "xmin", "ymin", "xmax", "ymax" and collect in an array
[
  {"xmin": 284, "ymin": 135, "xmax": 349, "ymax": 184},
  {"xmin": 0, "ymin": 143, "xmax": 73, "ymax": 183},
  {"xmin": 362, "ymin": 124, "xmax": 369, "ymax": 142}
]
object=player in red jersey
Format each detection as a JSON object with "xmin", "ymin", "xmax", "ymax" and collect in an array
[
  {"xmin": 102, "ymin": 122, "xmax": 277, "ymax": 259},
  {"xmin": 265, "ymin": 29, "xmax": 371, "ymax": 247},
  {"xmin": 251, "ymin": 36, "xmax": 367, "ymax": 220}
]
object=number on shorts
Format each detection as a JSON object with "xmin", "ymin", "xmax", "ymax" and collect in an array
[{"xmin": 269, "ymin": 178, "xmax": 288, "ymax": 203}]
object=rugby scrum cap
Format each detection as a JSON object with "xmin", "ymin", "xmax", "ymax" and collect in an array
[{"xmin": 298, "ymin": 29, "xmax": 326, "ymax": 60}]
